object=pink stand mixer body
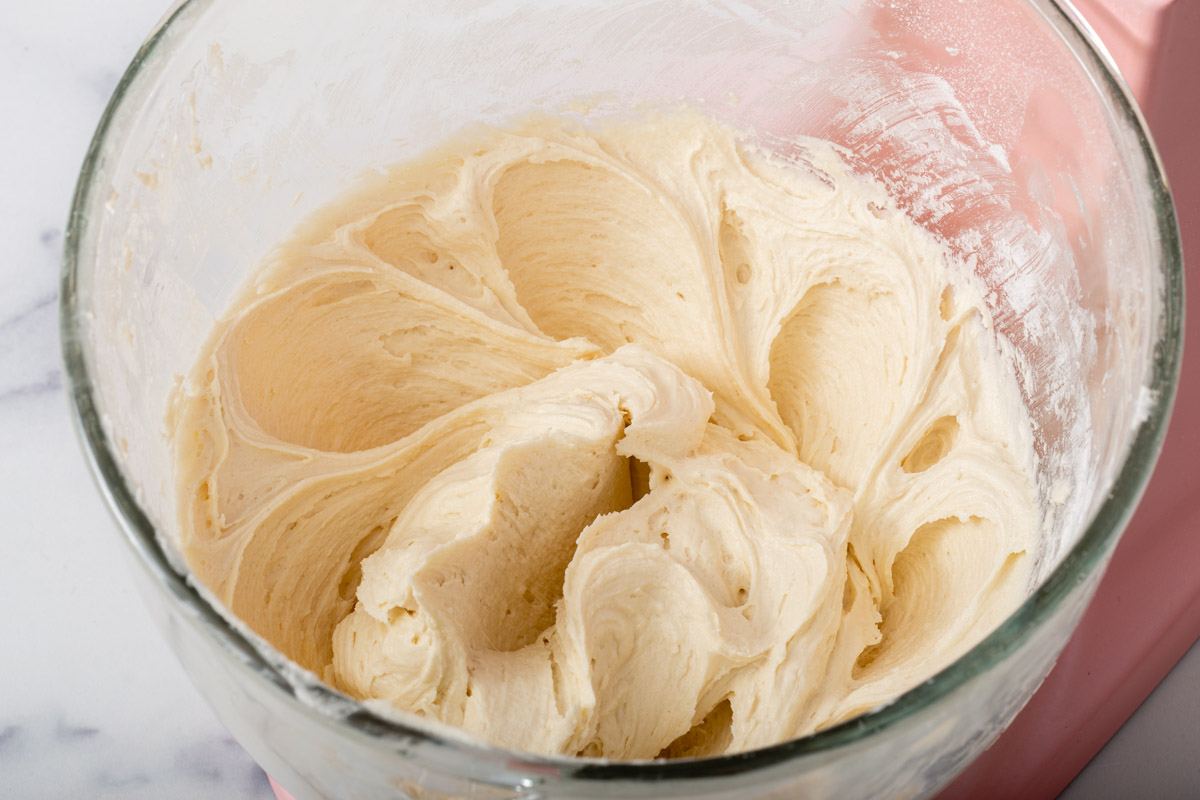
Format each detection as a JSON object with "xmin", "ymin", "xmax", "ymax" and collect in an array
[{"xmin": 942, "ymin": 0, "xmax": 1200, "ymax": 796}]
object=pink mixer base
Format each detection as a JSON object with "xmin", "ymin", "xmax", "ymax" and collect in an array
[
  {"xmin": 272, "ymin": 3, "xmax": 1199, "ymax": 798},
  {"xmin": 270, "ymin": 778, "xmax": 295, "ymax": 800},
  {"xmin": 939, "ymin": 1, "xmax": 1200, "ymax": 796}
]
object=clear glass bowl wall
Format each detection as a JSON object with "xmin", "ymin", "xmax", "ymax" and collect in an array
[{"xmin": 62, "ymin": 0, "xmax": 1182, "ymax": 798}]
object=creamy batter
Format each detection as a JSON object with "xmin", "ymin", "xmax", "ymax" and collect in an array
[{"xmin": 170, "ymin": 110, "xmax": 1036, "ymax": 759}]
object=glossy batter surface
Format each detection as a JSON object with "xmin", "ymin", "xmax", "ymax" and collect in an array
[{"xmin": 171, "ymin": 110, "xmax": 1036, "ymax": 759}]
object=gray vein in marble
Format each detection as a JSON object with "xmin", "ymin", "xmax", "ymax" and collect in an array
[
  {"xmin": 96, "ymin": 770, "xmax": 152, "ymax": 789},
  {"xmin": 55, "ymin": 719, "xmax": 100, "ymax": 740},
  {"xmin": 0, "ymin": 372, "xmax": 63, "ymax": 403},
  {"xmin": 171, "ymin": 733, "xmax": 275, "ymax": 796},
  {"xmin": 0, "ymin": 289, "xmax": 63, "ymax": 402},
  {"xmin": 1, "ymin": 291, "xmax": 56, "ymax": 328},
  {"xmin": 1, "ymin": 715, "xmax": 274, "ymax": 799},
  {"xmin": 0, "ymin": 724, "xmax": 22, "ymax": 754}
]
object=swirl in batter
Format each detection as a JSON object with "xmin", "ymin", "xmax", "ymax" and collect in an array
[{"xmin": 171, "ymin": 110, "xmax": 1036, "ymax": 759}]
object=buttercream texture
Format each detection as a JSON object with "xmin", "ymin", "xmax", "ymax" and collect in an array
[{"xmin": 171, "ymin": 111, "xmax": 1036, "ymax": 759}]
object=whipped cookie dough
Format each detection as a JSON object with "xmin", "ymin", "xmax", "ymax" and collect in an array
[{"xmin": 170, "ymin": 110, "xmax": 1037, "ymax": 759}]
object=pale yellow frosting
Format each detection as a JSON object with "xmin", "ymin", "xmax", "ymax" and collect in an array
[{"xmin": 170, "ymin": 110, "xmax": 1036, "ymax": 759}]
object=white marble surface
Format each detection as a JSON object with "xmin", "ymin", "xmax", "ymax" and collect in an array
[
  {"xmin": 0, "ymin": 2, "xmax": 1195, "ymax": 799},
  {"xmin": 1, "ymin": 2, "xmax": 272, "ymax": 798}
]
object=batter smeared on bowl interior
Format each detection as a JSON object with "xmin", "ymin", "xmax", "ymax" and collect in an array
[{"xmin": 171, "ymin": 109, "xmax": 1036, "ymax": 759}]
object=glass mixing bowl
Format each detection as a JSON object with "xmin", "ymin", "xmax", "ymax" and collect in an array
[{"xmin": 61, "ymin": 0, "xmax": 1183, "ymax": 798}]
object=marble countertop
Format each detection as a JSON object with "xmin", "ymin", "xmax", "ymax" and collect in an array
[
  {"xmin": 1, "ymin": 2, "xmax": 1195, "ymax": 798},
  {"xmin": 2, "ymin": 2, "xmax": 273, "ymax": 797}
]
